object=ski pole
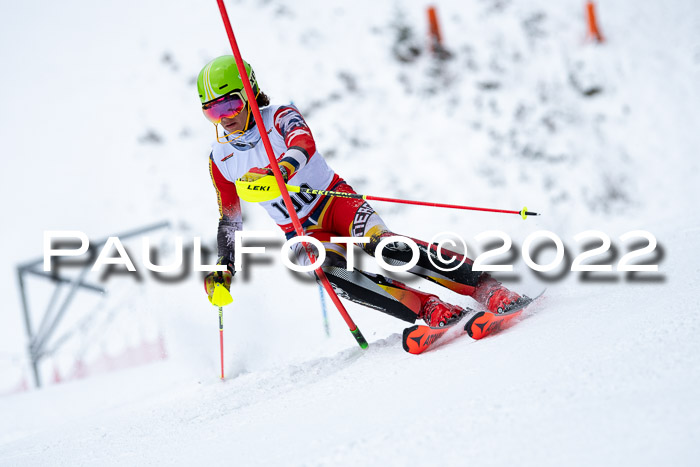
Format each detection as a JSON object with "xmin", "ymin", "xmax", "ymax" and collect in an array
[
  {"xmin": 215, "ymin": 0, "xmax": 368, "ymax": 349},
  {"xmin": 218, "ymin": 306, "xmax": 224, "ymax": 380},
  {"xmin": 235, "ymin": 178, "xmax": 541, "ymax": 219},
  {"xmin": 210, "ymin": 283, "xmax": 232, "ymax": 380}
]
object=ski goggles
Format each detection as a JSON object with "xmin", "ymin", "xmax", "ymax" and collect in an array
[{"xmin": 202, "ymin": 91, "xmax": 246, "ymax": 124}]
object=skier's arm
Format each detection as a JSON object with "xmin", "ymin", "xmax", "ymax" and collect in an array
[
  {"xmin": 241, "ymin": 106, "xmax": 317, "ymax": 182},
  {"xmin": 209, "ymin": 154, "xmax": 242, "ymax": 270},
  {"xmin": 273, "ymin": 106, "xmax": 316, "ymax": 181}
]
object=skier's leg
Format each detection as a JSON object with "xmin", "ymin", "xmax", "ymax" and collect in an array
[
  {"xmin": 361, "ymin": 224, "xmax": 523, "ymax": 313},
  {"xmin": 296, "ymin": 181, "xmax": 520, "ymax": 321},
  {"xmin": 309, "ymin": 182, "xmax": 486, "ymax": 295},
  {"xmin": 293, "ymin": 232, "xmax": 464, "ymax": 326},
  {"xmin": 362, "ymin": 222, "xmax": 479, "ymax": 294}
]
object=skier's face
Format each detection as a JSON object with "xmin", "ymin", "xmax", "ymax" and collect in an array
[{"xmin": 221, "ymin": 106, "xmax": 249, "ymax": 133}]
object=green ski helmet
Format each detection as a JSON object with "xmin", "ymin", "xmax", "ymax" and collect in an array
[{"xmin": 197, "ymin": 55, "xmax": 259, "ymax": 105}]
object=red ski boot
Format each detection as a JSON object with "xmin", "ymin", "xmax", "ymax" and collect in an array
[
  {"xmin": 473, "ymin": 274, "xmax": 524, "ymax": 314},
  {"xmin": 419, "ymin": 296, "xmax": 465, "ymax": 327}
]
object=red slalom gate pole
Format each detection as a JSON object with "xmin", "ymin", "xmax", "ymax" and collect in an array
[
  {"xmin": 215, "ymin": 0, "xmax": 368, "ymax": 349},
  {"xmin": 426, "ymin": 6, "xmax": 442, "ymax": 52},
  {"xmin": 586, "ymin": 1, "xmax": 604, "ymax": 43}
]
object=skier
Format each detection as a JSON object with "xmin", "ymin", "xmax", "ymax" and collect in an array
[{"xmin": 200, "ymin": 55, "xmax": 526, "ymax": 328}]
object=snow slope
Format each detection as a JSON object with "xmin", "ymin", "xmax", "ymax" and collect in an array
[
  {"xmin": 1, "ymin": 0, "xmax": 699, "ymax": 465},
  {"xmin": 2, "ymin": 227, "xmax": 699, "ymax": 466}
]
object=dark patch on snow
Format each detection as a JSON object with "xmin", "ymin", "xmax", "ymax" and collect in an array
[
  {"xmin": 161, "ymin": 52, "xmax": 178, "ymax": 72},
  {"xmin": 138, "ymin": 130, "xmax": 164, "ymax": 145},
  {"xmin": 477, "ymin": 81, "xmax": 501, "ymax": 91}
]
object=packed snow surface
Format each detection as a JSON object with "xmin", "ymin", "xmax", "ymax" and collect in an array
[{"xmin": 1, "ymin": 0, "xmax": 699, "ymax": 465}]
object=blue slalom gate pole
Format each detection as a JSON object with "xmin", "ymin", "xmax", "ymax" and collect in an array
[{"xmin": 318, "ymin": 283, "xmax": 330, "ymax": 337}]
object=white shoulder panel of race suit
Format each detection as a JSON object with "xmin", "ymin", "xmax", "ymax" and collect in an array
[{"xmin": 210, "ymin": 105, "xmax": 336, "ymax": 228}]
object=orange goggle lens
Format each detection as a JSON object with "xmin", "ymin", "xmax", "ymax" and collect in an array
[{"xmin": 202, "ymin": 93, "xmax": 245, "ymax": 124}]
